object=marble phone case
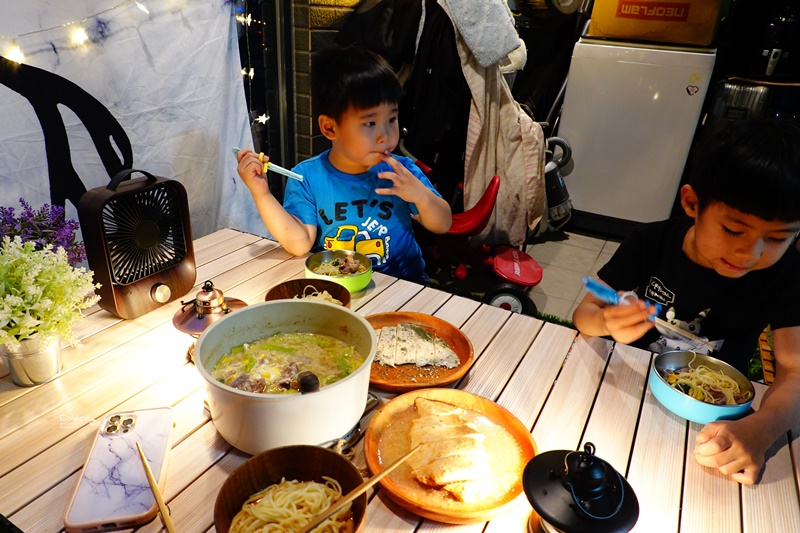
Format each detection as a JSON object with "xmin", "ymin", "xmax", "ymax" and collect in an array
[{"xmin": 64, "ymin": 407, "xmax": 174, "ymax": 533}]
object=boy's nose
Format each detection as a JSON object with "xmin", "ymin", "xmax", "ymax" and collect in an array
[{"xmin": 738, "ymin": 238, "xmax": 764, "ymax": 262}]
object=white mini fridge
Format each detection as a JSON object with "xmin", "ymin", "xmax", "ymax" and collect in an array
[{"xmin": 558, "ymin": 38, "xmax": 716, "ymax": 234}]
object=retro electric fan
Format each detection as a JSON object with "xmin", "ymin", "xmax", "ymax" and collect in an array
[{"xmin": 78, "ymin": 169, "xmax": 196, "ymax": 319}]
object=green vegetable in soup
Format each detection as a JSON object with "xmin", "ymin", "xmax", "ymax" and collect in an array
[{"xmin": 210, "ymin": 332, "xmax": 365, "ymax": 394}]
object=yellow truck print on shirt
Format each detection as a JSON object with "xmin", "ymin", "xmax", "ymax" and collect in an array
[{"xmin": 324, "ymin": 225, "xmax": 386, "ymax": 265}]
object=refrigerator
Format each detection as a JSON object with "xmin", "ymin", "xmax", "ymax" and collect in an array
[{"xmin": 557, "ymin": 38, "xmax": 716, "ymax": 236}]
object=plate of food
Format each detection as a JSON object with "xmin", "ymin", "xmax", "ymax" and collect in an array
[
  {"xmin": 366, "ymin": 312, "xmax": 473, "ymax": 392},
  {"xmin": 363, "ymin": 388, "xmax": 537, "ymax": 524}
]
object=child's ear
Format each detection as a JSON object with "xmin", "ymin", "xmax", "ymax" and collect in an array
[
  {"xmin": 680, "ymin": 184, "xmax": 700, "ymax": 217},
  {"xmin": 318, "ymin": 115, "xmax": 337, "ymax": 141}
]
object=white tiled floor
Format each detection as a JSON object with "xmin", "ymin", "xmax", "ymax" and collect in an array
[{"xmin": 525, "ymin": 232, "xmax": 621, "ymax": 322}]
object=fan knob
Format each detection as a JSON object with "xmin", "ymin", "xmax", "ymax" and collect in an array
[{"xmin": 151, "ymin": 283, "xmax": 172, "ymax": 303}]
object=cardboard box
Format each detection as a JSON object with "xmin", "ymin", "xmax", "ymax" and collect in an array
[{"xmin": 588, "ymin": 0, "xmax": 728, "ymax": 46}]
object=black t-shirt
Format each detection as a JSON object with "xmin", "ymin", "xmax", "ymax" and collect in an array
[{"xmin": 598, "ymin": 217, "xmax": 800, "ymax": 373}]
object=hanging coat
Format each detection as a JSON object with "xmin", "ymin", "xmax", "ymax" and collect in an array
[{"xmin": 440, "ymin": 0, "xmax": 546, "ymax": 247}]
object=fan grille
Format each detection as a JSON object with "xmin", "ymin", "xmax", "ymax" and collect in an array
[{"xmin": 101, "ymin": 185, "xmax": 188, "ymax": 285}]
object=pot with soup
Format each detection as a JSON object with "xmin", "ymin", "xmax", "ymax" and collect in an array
[{"xmin": 194, "ymin": 300, "xmax": 376, "ymax": 454}]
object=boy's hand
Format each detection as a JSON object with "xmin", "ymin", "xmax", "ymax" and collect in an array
[
  {"xmin": 374, "ymin": 152, "xmax": 430, "ymax": 203},
  {"xmin": 236, "ymin": 148, "xmax": 270, "ymax": 196},
  {"xmin": 694, "ymin": 418, "xmax": 769, "ymax": 485},
  {"xmin": 600, "ymin": 297, "xmax": 658, "ymax": 344}
]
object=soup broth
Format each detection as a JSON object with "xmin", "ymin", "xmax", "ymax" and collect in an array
[{"xmin": 211, "ymin": 332, "xmax": 365, "ymax": 394}]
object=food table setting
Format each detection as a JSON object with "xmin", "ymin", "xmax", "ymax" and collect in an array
[{"xmin": 2, "ymin": 228, "xmax": 800, "ymax": 533}]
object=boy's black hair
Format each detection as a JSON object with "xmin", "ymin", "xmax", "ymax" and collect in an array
[
  {"xmin": 311, "ymin": 44, "xmax": 401, "ymax": 122},
  {"xmin": 688, "ymin": 118, "xmax": 800, "ymax": 222}
]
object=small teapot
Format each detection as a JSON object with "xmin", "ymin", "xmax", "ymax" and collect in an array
[{"xmin": 522, "ymin": 442, "xmax": 638, "ymax": 533}]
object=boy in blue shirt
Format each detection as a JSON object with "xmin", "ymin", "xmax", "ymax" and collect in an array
[
  {"xmin": 236, "ymin": 45, "xmax": 451, "ymax": 282},
  {"xmin": 573, "ymin": 118, "xmax": 800, "ymax": 485}
]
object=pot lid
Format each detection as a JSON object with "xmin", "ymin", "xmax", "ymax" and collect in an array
[
  {"xmin": 172, "ymin": 280, "xmax": 248, "ymax": 335},
  {"xmin": 522, "ymin": 443, "xmax": 638, "ymax": 533}
]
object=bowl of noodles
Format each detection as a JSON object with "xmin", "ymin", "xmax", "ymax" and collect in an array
[
  {"xmin": 215, "ymin": 444, "xmax": 367, "ymax": 533},
  {"xmin": 305, "ymin": 250, "xmax": 372, "ymax": 293},
  {"xmin": 649, "ymin": 350, "xmax": 755, "ymax": 424},
  {"xmin": 265, "ymin": 278, "xmax": 352, "ymax": 308}
]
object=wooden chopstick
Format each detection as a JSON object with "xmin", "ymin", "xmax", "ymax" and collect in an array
[
  {"xmin": 136, "ymin": 442, "xmax": 176, "ymax": 533},
  {"xmin": 296, "ymin": 445, "xmax": 420, "ymax": 533}
]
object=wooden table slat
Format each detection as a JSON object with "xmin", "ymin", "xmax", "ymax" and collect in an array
[
  {"xmin": 581, "ymin": 343, "xmax": 651, "ymax": 473},
  {"xmin": 741, "ymin": 382, "xmax": 800, "ymax": 533},
  {"xmin": 681, "ymin": 423, "xmax": 742, "ymax": 533},
  {"xmin": 496, "ymin": 321, "xmax": 574, "ymax": 428},
  {"xmin": 628, "ymin": 388, "xmax": 686, "ymax": 533},
  {"xmin": 531, "ymin": 334, "xmax": 612, "ymax": 453},
  {"xmin": 460, "ymin": 312, "xmax": 541, "ymax": 401}
]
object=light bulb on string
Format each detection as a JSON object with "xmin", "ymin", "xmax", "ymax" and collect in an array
[
  {"xmin": 5, "ymin": 41, "xmax": 25, "ymax": 63},
  {"xmin": 236, "ymin": 13, "xmax": 252, "ymax": 26},
  {"xmin": 71, "ymin": 26, "xmax": 89, "ymax": 45}
]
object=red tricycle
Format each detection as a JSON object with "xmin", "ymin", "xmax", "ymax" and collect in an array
[{"xmin": 420, "ymin": 173, "xmax": 543, "ymax": 315}]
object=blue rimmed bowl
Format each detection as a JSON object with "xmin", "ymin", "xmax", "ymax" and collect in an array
[{"xmin": 649, "ymin": 350, "xmax": 755, "ymax": 424}]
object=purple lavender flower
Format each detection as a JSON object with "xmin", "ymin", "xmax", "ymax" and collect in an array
[{"xmin": 0, "ymin": 198, "xmax": 87, "ymax": 266}]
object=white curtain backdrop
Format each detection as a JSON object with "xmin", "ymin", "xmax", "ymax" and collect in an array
[{"xmin": 0, "ymin": 0, "xmax": 267, "ymax": 239}]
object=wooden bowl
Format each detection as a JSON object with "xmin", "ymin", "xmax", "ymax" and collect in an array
[
  {"xmin": 265, "ymin": 278, "xmax": 352, "ymax": 307},
  {"xmin": 214, "ymin": 445, "xmax": 367, "ymax": 532},
  {"xmin": 363, "ymin": 388, "xmax": 537, "ymax": 524}
]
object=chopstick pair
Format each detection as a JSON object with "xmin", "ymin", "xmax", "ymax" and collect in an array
[
  {"xmin": 136, "ymin": 442, "xmax": 176, "ymax": 533},
  {"xmin": 232, "ymin": 147, "xmax": 304, "ymax": 181},
  {"xmin": 296, "ymin": 445, "xmax": 420, "ymax": 533},
  {"xmin": 582, "ymin": 276, "xmax": 718, "ymax": 352}
]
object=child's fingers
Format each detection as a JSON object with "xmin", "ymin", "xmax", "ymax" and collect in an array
[{"xmin": 236, "ymin": 148, "xmax": 254, "ymax": 163}]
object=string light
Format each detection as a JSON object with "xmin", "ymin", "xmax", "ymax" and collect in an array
[
  {"xmin": 255, "ymin": 114, "xmax": 269, "ymax": 124},
  {"xmin": 236, "ymin": 12, "xmax": 265, "ymax": 28},
  {"xmin": 6, "ymin": 41, "xmax": 25, "ymax": 63},
  {"xmin": 235, "ymin": 13, "xmax": 252, "ymax": 26},
  {"xmin": 71, "ymin": 26, "xmax": 89, "ymax": 46},
  {"xmin": 0, "ymin": 0, "xmax": 151, "ymax": 62}
]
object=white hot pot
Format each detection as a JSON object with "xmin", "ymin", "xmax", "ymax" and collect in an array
[{"xmin": 194, "ymin": 299, "xmax": 376, "ymax": 455}]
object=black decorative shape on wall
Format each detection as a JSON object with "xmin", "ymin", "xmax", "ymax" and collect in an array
[{"xmin": 0, "ymin": 56, "xmax": 133, "ymax": 210}]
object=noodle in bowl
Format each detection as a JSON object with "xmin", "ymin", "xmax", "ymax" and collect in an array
[
  {"xmin": 649, "ymin": 350, "xmax": 755, "ymax": 424},
  {"xmin": 215, "ymin": 445, "xmax": 367, "ymax": 533}
]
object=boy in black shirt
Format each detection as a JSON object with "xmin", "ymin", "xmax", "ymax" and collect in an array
[{"xmin": 573, "ymin": 118, "xmax": 800, "ymax": 485}]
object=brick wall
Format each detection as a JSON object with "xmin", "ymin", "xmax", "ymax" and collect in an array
[{"xmin": 292, "ymin": 0, "xmax": 360, "ymax": 163}]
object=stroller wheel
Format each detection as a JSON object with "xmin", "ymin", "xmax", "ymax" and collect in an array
[{"xmin": 483, "ymin": 283, "xmax": 537, "ymax": 315}]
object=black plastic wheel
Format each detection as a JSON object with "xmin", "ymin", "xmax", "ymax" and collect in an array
[{"xmin": 482, "ymin": 283, "xmax": 537, "ymax": 315}]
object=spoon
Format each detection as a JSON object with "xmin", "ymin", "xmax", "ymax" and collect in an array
[{"xmin": 296, "ymin": 445, "xmax": 420, "ymax": 533}]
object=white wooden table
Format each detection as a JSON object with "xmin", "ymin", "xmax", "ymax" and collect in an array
[{"xmin": 2, "ymin": 228, "xmax": 799, "ymax": 532}]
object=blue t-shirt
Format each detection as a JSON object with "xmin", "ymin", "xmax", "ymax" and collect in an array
[{"xmin": 283, "ymin": 150, "xmax": 442, "ymax": 281}]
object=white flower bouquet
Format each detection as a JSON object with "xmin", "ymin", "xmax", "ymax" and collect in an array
[{"xmin": 0, "ymin": 236, "xmax": 100, "ymax": 350}]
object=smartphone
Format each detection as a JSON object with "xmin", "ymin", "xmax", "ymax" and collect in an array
[{"xmin": 64, "ymin": 407, "xmax": 174, "ymax": 533}]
